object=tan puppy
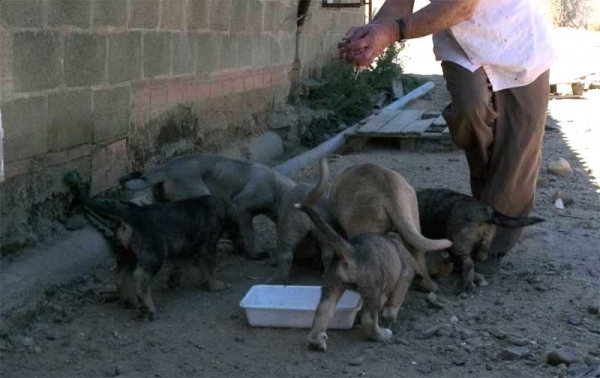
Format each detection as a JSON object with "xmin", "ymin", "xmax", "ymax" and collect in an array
[{"xmin": 327, "ymin": 162, "xmax": 452, "ymax": 292}]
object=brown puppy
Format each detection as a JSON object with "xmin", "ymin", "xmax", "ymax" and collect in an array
[
  {"xmin": 417, "ymin": 188, "xmax": 545, "ymax": 292},
  {"xmin": 326, "ymin": 162, "xmax": 452, "ymax": 292},
  {"xmin": 296, "ymin": 202, "xmax": 422, "ymax": 351},
  {"xmin": 268, "ymin": 158, "xmax": 343, "ymax": 284}
]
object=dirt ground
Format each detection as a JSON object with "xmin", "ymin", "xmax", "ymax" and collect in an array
[{"xmin": 1, "ymin": 34, "xmax": 600, "ymax": 378}]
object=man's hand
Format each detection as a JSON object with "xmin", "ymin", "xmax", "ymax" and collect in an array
[{"xmin": 338, "ymin": 22, "xmax": 400, "ymax": 67}]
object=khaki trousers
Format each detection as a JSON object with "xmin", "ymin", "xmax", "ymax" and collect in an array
[{"xmin": 441, "ymin": 61, "xmax": 550, "ymax": 255}]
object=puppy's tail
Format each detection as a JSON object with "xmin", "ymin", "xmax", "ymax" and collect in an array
[
  {"xmin": 122, "ymin": 168, "xmax": 167, "ymax": 191},
  {"xmin": 303, "ymin": 158, "xmax": 329, "ymax": 206},
  {"xmin": 489, "ymin": 210, "xmax": 545, "ymax": 229},
  {"xmin": 295, "ymin": 203, "xmax": 354, "ymax": 262}
]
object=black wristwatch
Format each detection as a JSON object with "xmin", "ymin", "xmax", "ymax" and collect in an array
[{"xmin": 396, "ymin": 18, "xmax": 407, "ymax": 42}]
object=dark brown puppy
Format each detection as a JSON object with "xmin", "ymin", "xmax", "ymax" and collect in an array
[
  {"xmin": 416, "ymin": 188, "xmax": 544, "ymax": 292},
  {"xmin": 65, "ymin": 172, "xmax": 242, "ymax": 320},
  {"xmin": 295, "ymin": 202, "xmax": 422, "ymax": 351}
]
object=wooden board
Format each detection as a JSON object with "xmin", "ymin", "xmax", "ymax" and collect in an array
[
  {"xmin": 442, "ymin": 127, "xmax": 450, "ymax": 134},
  {"xmin": 400, "ymin": 118, "xmax": 436, "ymax": 135},
  {"xmin": 374, "ymin": 109, "xmax": 424, "ymax": 134},
  {"xmin": 357, "ymin": 109, "xmax": 403, "ymax": 133},
  {"xmin": 432, "ymin": 115, "xmax": 446, "ymax": 127}
]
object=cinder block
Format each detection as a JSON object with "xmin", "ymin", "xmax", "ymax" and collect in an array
[
  {"xmin": 143, "ymin": 32, "xmax": 171, "ymax": 78},
  {"xmin": 263, "ymin": 1, "xmax": 278, "ymax": 33},
  {"xmin": 246, "ymin": 0, "xmax": 263, "ymax": 33},
  {"xmin": 91, "ymin": 138, "xmax": 128, "ymax": 195},
  {"xmin": 210, "ymin": 0, "xmax": 230, "ymax": 32},
  {"xmin": 130, "ymin": 0, "xmax": 159, "ymax": 28},
  {"xmin": 48, "ymin": 89, "xmax": 92, "ymax": 151},
  {"xmin": 281, "ymin": 34, "xmax": 296, "ymax": 64},
  {"xmin": 268, "ymin": 35, "xmax": 281, "ymax": 65},
  {"xmin": 219, "ymin": 34, "xmax": 237, "ymax": 70},
  {"xmin": 93, "ymin": 87, "xmax": 131, "ymax": 143},
  {"xmin": 172, "ymin": 33, "xmax": 195, "ymax": 75},
  {"xmin": 46, "ymin": 0, "xmax": 91, "ymax": 28},
  {"xmin": 12, "ymin": 31, "xmax": 61, "ymax": 93},
  {"xmin": 186, "ymin": 0, "xmax": 209, "ymax": 29},
  {"xmin": 108, "ymin": 32, "xmax": 142, "ymax": 84},
  {"xmin": 237, "ymin": 34, "xmax": 253, "ymax": 67},
  {"xmin": 196, "ymin": 33, "xmax": 219, "ymax": 73},
  {"xmin": 282, "ymin": 3, "xmax": 297, "ymax": 33},
  {"xmin": 252, "ymin": 34, "xmax": 269, "ymax": 67},
  {"xmin": 1, "ymin": 96, "xmax": 47, "ymax": 162},
  {"xmin": 0, "ymin": 0, "xmax": 42, "ymax": 27},
  {"xmin": 229, "ymin": 0, "xmax": 247, "ymax": 33},
  {"xmin": 160, "ymin": 0, "xmax": 183, "ymax": 30},
  {"xmin": 65, "ymin": 33, "xmax": 106, "ymax": 87},
  {"xmin": 93, "ymin": 0, "xmax": 127, "ymax": 27}
]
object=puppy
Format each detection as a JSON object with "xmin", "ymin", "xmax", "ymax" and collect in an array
[
  {"xmin": 296, "ymin": 202, "xmax": 422, "ymax": 351},
  {"xmin": 326, "ymin": 162, "xmax": 452, "ymax": 292},
  {"xmin": 268, "ymin": 158, "xmax": 344, "ymax": 284},
  {"xmin": 65, "ymin": 171, "xmax": 242, "ymax": 320},
  {"xmin": 417, "ymin": 188, "xmax": 544, "ymax": 292},
  {"xmin": 121, "ymin": 153, "xmax": 295, "ymax": 260}
]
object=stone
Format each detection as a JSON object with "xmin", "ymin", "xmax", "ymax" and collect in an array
[
  {"xmin": 509, "ymin": 337, "xmax": 530, "ymax": 347},
  {"xmin": 65, "ymin": 214, "xmax": 87, "ymax": 231},
  {"xmin": 553, "ymin": 191, "xmax": 574, "ymax": 206},
  {"xmin": 568, "ymin": 362, "xmax": 589, "ymax": 376},
  {"xmin": 548, "ymin": 158, "xmax": 572, "ymax": 177},
  {"xmin": 349, "ymin": 356, "xmax": 365, "ymax": 366},
  {"xmin": 536, "ymin": 177, "xmax": 550, "ymax": 188},
  {"xmin": 143, "ymin": 32, "xmax": 171, "ymax": 78},
  {"xmin": 450, "ymin": 316, "xmax": 459, "ymax": 323},
  {"xmin": 12, "ymin": 31, "xmax": 62, "ymax": 92},
  {"xmin": 108, "ymin": 32, "xmax": 142, "ymax": 84},
  {"xmin": 547, "ymin": 347, "xmax": 577, "ymax": 366},
  {"xmin": 568, "ymin": 314, "xmax": 584, "ymax": 326},
  {"xmin": 420, "ymin": 324, "xmax": 450, "ymax": 339},
  {"xmin": 459, "ymin": 292, "xmax": 469, "ymax": 299},
  {"xmin": 467, "ymin": 337, "xmax": 484, "ymax": 349},
  {"xmin": 64, "ymin": 33, "xmax": 106, "ymax": 87},
  {"xmin": 555, "ymin": 198, "xmax": 565, "ymax": 209},
  {"xmin": 486, "ymin": 363, "xmax": 493, "ymax": 371},
  {"xmin": 267, "ymin": 103, "xmax": 299, "ymax": 130},
  {"xmin": 500, "ymin": 347, "xmax": 530, "ymax": 361},
  {"xmin": 587, "ymin": 303, "xmax": 600, "ymax": 315}
]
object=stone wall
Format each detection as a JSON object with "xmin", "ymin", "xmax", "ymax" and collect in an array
[{"xmin": 0, "ymin": 0, "xmax": 365, "ymax": 254}]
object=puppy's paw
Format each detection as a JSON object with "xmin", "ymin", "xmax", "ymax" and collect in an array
[
  {"xmin": 380, "ymin": 308, "xmax": 396, "ymax": 328},
  {"xmin": 307, "ymin": 332, "xmax": 328, "ymax": 351},
  {"xmin": 474, "ymin": 273, "xmax": 489, "ymax": 287},
  {"xmin": 383, "ymin": 328, "xmax": 393, "ymax": 340}
]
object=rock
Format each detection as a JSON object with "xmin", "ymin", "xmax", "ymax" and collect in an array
[
  {"xmin": 463, "ymin": 344, "xmax": 476, "ymax": 353},
  {"xmin": 568, "ymin": 314, "xmax": 584, "ymax": 326},
  {"xmin": 0, "ymin": 339, "xmax": 13, "ymax": 352},
  {"xmin": 393, "ymin": 338, "xmax": 410, "ymax": 346},
  {"xmin": 587, "ymin": 304, "xmax": 600, "ymax": 315},
  {"xmin": 234, "ymin": 337, "xmax": 244, "ymax": 343},
  {"xmin": 486, "ymin": 363, "xmax": 493, "ymax": 371},
  {"xmin": 452, "ymin": 358, "xmax": 466, "ymax": 366},
  {"xmin": 555, "ymin": 198, "xmax": 565, "ymax": 209},
  {"xmin": 558, "ymin": 363, "xmax": 568, "ymax": 371},
  {"xmin": 33, "ymin": 346, "xmax": 42, "ymax": 354},
  {"xmin": 537, "ymin": 177, "xmax": 550, "ymax": 188},
  {"xmin": 584, "ymin": 356, "xmax": 599, "ymax": 367},
  {"xmin": 459, "ymin": 292, "xmax": 469, "ymax": 299},
  {"xmin": 500, "ymin": 347, "xmax": 530, "ymax": 361},
  {"xmin": 349, "ymin": 356, "xmax": 365, "ymax": 367},
  {"xmin": 553, "ymin": 191, "xmax": 574, "ymax": 206},
  {"xmin": 106, "ymin": 368, "xmax": 121, "ymax": 377},
  {"xmin": 426, "ymin": 292, "xmax": 445, "ymax": 310},
  {"xmin": 467, "ymin": 337, "xmax": 484, "ymax": 349},
  {"xmin": 267, "ymin": 103, "xmax": 299, "ymax": 130},
  {"xmin": 547, "ymin": 347, "xmax": 577, "ymax": 366},
  {"xmin": 21, "ymin": 337, "xmax": 34, "ymax": 347},
  {"xmin": 510, "ymin": 337, "xmax": 530, "ymax": 347},
  {"xmin": 420, "ymin": 324, "xmax": 450, "ymax": 339},
  {"xmin": 459, "ymin": 328, "xmax": 475, "ymax": 341},
  {"xmin": 568, "ymin": 363, "xmax": 589, "ymax": 376},
  {"xmin": 450, "ymin": 316, "xmax": 459, "ymax": 323},
  {"xmin": 437, "ymin": 327, "xmax": 451, "ymax": 337},
  {"xmin": 589, "ymin": 349, "xmax": 600, "ymax": 357},
  {"xmin": 548, "ymin": 158, "xmax": 572, "ymax": 177},
  {"xmin": 65, "ymin": 214, "xmax": 87, "ymax": 231},
  {"xmin": 445, "ymin": 346, "xmax": 458, "ymax": 353}
]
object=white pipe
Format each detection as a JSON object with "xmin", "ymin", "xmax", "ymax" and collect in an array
[{"xmin": 274, "ymin": 81, "xmax": 436, "ymax": 176}]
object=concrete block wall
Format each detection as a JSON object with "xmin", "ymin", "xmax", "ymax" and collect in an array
[{"xmin": 0, "ymin": 0, "xmax": 364, "ymax": 254}]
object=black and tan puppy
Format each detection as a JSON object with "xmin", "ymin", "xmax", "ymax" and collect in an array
[
  {"xmin": 417, "ymin": 188, "xmax": 545, "ymax": 292},
  {"xmin": 268, "ymin": 158, "xmax": 343, "ymax": 284},
  {"xmin": 65, "ymin": 172, "xmax": 242, "ymax": 320},
  {"xmin": 121, "ymin": 153, "xmax": 296, "ymax": 261},
  {"xmin": 295, "ymin": 202, "xmax": 423, "ymax": 351}
]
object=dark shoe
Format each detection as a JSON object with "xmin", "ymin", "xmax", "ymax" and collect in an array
[{"xmin": 474, "ymin": 253, "xmax": 504, "ymax": 276}]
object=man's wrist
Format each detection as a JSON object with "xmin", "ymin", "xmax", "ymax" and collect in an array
[{"xmin": 396, "ymin": 18, "xmax": 407, "ymax": 41}]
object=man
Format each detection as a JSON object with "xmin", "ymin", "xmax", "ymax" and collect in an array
[{"xmin": 339, "ymin": 0, "xmax": 557, "ymax": 274}]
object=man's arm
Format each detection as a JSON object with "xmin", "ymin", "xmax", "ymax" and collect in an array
[
  {"xmin": 403, "ymin": 0, "xmax": 479, "ymax": 40},
  {"xmin": 370, "ymin": 0, "xmax": 415, "ymax": 24}
]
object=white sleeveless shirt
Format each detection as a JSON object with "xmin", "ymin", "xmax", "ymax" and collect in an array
[{"xmin": 431, "ymin": 0, "xmax": 557, "ymax": 91}]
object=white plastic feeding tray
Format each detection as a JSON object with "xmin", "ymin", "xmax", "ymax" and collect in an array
[{"xmin": 239, "ymin": 285, "xmax": 362, "ymax": 329}]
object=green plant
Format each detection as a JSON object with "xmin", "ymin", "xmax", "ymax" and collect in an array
[{"xmin": 309, "ymin": 43, "xmax": 404, "ymax": 124}]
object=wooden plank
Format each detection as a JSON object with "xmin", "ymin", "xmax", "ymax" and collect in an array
[
  {"xmin": 375, "ymin": 109, "xmax": 424, "ymax": 134},
  {"xmin": 357, "ymin": 109, "xmax": 403, "ymax": 133},
  {"xmin": 400, "ymin": 118, "xmax": 436, "ymax": 135},
  {"xmin": 442, "ymin": 127, "xmax": 450, "ymax": 134}
]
